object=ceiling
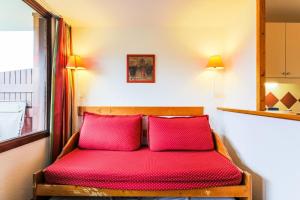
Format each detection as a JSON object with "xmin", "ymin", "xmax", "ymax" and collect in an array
[
  {"xmin": 42, "ymin": 0, "xmax": 252, "ymax": 28},
  {"xmin": 266, "ymin": 0, "xmax": 300, "ymax": 22}
]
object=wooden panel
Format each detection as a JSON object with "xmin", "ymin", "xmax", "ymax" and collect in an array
[
  {"xmin": 36, "ymin": 184, "xmax": 249, "ymax": 198},
  {"xmin": 218, "ymin": 107, "xmax": 300, "ymax": 121},
  {"xmin": 213, "ymin": 132, "xmax": 232, "ymax": 161},
  {"xmin": 265, "ymin": 23, "xmax": 286, "ymax": 78},
  {"xmin": 286, "ymin": 23, "xmax": 300, "ymax": 78},
  {"xmin": 257, "ymin": 0, "xmax": 266, "ymax": 111},
  {"xmin": 79, "ymin": 106, "xmax": 204, "ymax": 116},
  {"xmin": 56, "ymin": 131, "xmax": 80, "ymax": 160}
]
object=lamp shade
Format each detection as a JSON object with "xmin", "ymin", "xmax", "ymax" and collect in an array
[
  {"xmin": 207, "ymin": 55, "xmax": 224, "ymax": 69},
  {"xmin": 66, "ymin": 55, "xmax": 85, "ymax": 69}
]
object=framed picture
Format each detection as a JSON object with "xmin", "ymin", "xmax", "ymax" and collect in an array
[{"xmin": 127, "ymin": 54, "xmax": 155, "ymax": 83}]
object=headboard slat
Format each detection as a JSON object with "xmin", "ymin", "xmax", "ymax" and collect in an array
[{"xmin": 78, "ymin": 106, "xmax": 204, "ymax": 116}]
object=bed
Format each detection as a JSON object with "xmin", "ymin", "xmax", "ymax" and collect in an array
[{"xmin": 32, "ymin": 106, "xmax": 252, "ymax": 200}]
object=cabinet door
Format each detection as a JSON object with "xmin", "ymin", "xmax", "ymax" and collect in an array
[
  {"xmin": 286, "ymin": 23, "xmax": 300, "ymax": 78},
  {"xmin": 266, "ymin": 23, "xmax": 286, "ymax": 77}
]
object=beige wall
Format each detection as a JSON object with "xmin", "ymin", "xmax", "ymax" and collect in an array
[{"xmin": 0, "ymin": 138, "xmax": 49, "ymax": 200}]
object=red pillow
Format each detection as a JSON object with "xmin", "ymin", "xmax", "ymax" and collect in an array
[
  {"xmin": 148, "ymin": 116, "xmax": 214, "ymax": 151},
  {"xmin": 79, "ymin": 113, "xmax": 142, "ymax": 151}
]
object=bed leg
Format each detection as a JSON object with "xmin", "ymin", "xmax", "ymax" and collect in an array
[
  {"xmin": 240, "ymin": 197, "xmax": 252, "ymax": 200},
  {"xmin": 32, "ymin": 196, "xmax": 50, "ymax": 200},
  {"xmin": 33, "ymin": 170, "xmax": 47, "ymax": 200},
  {"xmin": 239, "ymin": 171, "xmax": 252, "ymax": 200}
]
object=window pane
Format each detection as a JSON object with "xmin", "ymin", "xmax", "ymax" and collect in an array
[{"xmin": 0, "ymin": 0, "xmax": 48, "ymax": 142}]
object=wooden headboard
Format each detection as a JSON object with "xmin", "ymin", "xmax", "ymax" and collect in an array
[{"xmin": 78, "ymin": 106, "xmax": 204, "ymax": 116}]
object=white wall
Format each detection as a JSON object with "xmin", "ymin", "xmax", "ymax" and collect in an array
[
  {"xmin": 47, "ymin": 0, "xmax": 300, "ymax": 200},
  {"xmin": 218, "ymin": 1, "xmax": 300, "ymax": 200},
  {"xmin": 0, "ymin": 138, "xmax": 49, "ymax": 200},
  {"xmin": 218, "ymin": 112, "xmax": 300, "ymax": 200},
  {"xmin": 71, "ymin": 0, "xmax": 255, "ymax": 128},
  {"xmin": 74, "ymin": 26, "xmax": 226, "ymax": 112}
]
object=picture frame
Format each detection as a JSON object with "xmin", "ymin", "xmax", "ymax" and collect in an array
[{"xmin": 127, "ymin": 54, "xmax": 155, "ymax": 83}]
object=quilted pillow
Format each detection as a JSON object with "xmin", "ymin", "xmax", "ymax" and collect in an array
[
  {"xmin": 148, "ymin": 116, "xmax": 214, "ymax": 151},
  {"xmin": 79, "ymin": 113, "xmax": 142, "ymax": 151}
]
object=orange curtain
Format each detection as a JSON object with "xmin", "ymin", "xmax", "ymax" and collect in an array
[{"xmin": 50, "ymin": 18, "xmax": 75, "ymax": 161}]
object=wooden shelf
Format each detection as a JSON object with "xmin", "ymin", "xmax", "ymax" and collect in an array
[{"xmin": 218, "ymin": 107, "xmax": 300, "ymax": 121}]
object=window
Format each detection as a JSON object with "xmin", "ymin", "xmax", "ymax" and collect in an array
[{"xmin": 0, "ymin": 0, "xmax": 51, "ymax": 152}]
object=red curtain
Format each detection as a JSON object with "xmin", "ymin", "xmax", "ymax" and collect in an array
[{"xmin": 51, "ymin": 18, "xmax": 73, "ymax": 161}]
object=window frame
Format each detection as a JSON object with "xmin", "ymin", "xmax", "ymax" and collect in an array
[
  {"xmin": 0, "ymin": 0, "xmax": 52, "ymax": 153},
  {"xmin": 257, "ymin": 0, "xmax": 266, "ymax": 111}
]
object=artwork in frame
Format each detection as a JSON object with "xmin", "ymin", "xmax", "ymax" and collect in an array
[{"xmin": 127, "ymin": 54, "xmax": 155, "ymax": 83}]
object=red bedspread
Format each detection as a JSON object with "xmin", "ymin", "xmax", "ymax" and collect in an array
[{"xmin": 44, "ymin": 148, "xmax": 242, "ymax": 190}]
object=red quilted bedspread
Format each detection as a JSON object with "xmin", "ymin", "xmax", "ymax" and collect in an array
[{"xmin": 44, "ymin": 148, "xmax": 242, "ymax": 190}]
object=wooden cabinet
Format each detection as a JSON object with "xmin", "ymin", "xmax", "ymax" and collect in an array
[
  {"xmin": 266, "ymin": 22, "xmax": 300, "ymax": 78},
  {"xmin": 266, "ymin": 23, "xmax": 286, "ymax": 78},
  {"xmin": 286, "ymin": 23, "xmax": 300, "ymax": 78}
]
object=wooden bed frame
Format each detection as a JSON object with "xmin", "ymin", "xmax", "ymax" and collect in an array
[{"xmin": 33, "ymin": 106, "xmax": 252, "ymax": 200}]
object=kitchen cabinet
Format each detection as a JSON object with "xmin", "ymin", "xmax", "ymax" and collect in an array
[
  {"xmin": 266, "ymin": 23, "xmax": 300, "ymax": 78},
  {"xmin": 286, "ymin": 23, "xmax": 300, "ymax": 78},
  {"xmin": 266, "ymin": 23, "xmax": 286, "ymax": 78}
]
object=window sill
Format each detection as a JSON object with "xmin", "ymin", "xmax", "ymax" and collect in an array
[
  {"xmin": 0, "ymin": 131, "xmax": 49, "ymax": 153},
  {"xmin": 217, "ymin": 107, "xmax": 300, "ymax": 121}
]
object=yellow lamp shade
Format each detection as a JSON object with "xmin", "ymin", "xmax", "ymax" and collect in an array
[
  {"xmin": 66, "ymin": 55, "xmax": 85, "ymax": 69},
  {"xmin": 207, "ymin": 55, "xmax": 224, "ymax": 69}
]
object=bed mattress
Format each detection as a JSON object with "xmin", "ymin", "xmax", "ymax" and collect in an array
[{"xmin": 44, "ymin": 148, "xmax": 242, "ymax": 190}]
